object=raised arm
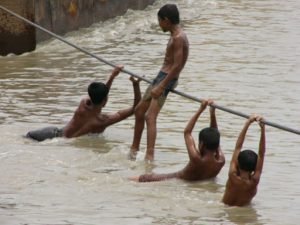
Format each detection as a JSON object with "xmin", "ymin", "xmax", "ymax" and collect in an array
[
  {"xmin": 208, "ymin": 99, "xmax": 218, "ymax": 129},
  {"xmin": 253, "ymin": 117, "xmax": 266, "ymax": 182},
  {"xmin": 184, "ymin": 100, "xmax": 208, "ymax": 161},
  {"xmin": 229, "ymin": 115, "xmax": 257, "ymax": 174},
  {"xmin": 104, "ymin": 76, "xmax": 141, "ymax": 126},
  {"xmin": 105, "ymin": 65, "xmax": 123, "ymax": 91}
]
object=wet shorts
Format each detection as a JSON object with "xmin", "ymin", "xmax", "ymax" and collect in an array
[
  {"xmin": 26, "ymin": 126, "xmax": 64, "ymax": 142},
  {"xmin": 142, "ymin": 71, "xmax": 178, "ymax": 108}
]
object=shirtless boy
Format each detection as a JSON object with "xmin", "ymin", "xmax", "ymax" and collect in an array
[
  {"xmin": 222, "ymin": 115, "xmax": 266, "ymax": 206},
  {"xmin": 130, "ymin": 4, "xmax": 189, "ymax": 161},
  {"xmin": 130, "ymin": 100, "xmax": 225, "ymax": 182},
  {"xmin": 26, "ymin": 66, "xmax": 141, "ymax": 141}
]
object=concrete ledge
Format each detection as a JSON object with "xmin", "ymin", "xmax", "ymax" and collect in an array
[
  {"xmin": 0, "ymin": 0, "xmax": 36, "ymax": 55},
  {"xmin": 0, "ymin": 0, "xmax": 155, "ymax": 56}
]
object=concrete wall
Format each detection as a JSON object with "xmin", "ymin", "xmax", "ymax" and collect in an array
[
  {"xmin": 0, "ymin": 0, "xmax": 36, "ymax": 55},
  {"xmin": 0, "ymin": 0, "xmax": 155, "ymax": 56}
]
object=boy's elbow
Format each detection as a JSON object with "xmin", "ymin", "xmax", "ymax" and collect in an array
[
  {"xmin": 184, "ymin": 132, "xmax": 192, "ymax": 143},
  {"xmin": 184, "ymin": 128, "xmax": 191, "ymax": 136}
]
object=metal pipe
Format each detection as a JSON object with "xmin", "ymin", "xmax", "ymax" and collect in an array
[{"xmin": 1, "ymin": 5, "xmax": 299, "ymax": 135}]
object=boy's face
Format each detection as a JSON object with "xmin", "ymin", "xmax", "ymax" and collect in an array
[{"xmin": 158, "ymin": 17, "xmax": 169, "ymax": 32}]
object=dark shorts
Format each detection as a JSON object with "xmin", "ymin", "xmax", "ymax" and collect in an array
[
  {"xmin": 138, "ymin": 172, "xmax": 178, "ymax": 182},
  {"xmin": 26, "ymin": 126, "xmax": 64, "ymax": 142},
  {"xmin": 142, "ymin": 71, "xmax": 178, "ymax": 108}
]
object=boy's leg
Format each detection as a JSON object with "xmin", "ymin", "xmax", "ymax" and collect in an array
[
  {"xmin": 145, "ymin": 98, "xmax": 161, "ymax": 161},
  {"xmin": 130, "ymin": 100, "xmax": 150, "ymax": 159}
]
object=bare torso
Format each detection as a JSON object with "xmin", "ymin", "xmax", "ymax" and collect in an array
[
  {"xmin": 222, "ymin": 173, "xmax": 258, "ymax": 206},
  {"xmin": 63, "ymin": 97, "xmax": 108, "ymax": 138},
  {"xmin": 160, "ymin": 28, "xmax": 189, "ymax": 79},
  {"xmin": 178, "ymin": 152, "xmax": 225, "ymax": 181}
]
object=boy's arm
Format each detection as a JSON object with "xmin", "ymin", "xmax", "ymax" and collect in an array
[
  {"xmin": 184, "ymin": 100, "xmax": 208, "ymax": 161},
  {"xmin": 151, "ymin": 36, "xmax": 184, "ymax": 98},
  {"xmin": 229, "ymin": 115, "xmax": 257, "ymax": 174},
  {"xmin": 104, "ymin": 77, "xmax": 141, "ymax": 126},
  {"xmin": 208, "ymin": 100, "xmax": 218, "ymax": 129},
  {"xmin": 253, "ymin": 117, "xmax": 266, "ymax": 183},
  {"xmin": 105, "ymin": 65, "xmax": 123, "ymax": 91}
]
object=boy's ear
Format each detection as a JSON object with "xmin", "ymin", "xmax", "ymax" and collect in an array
[
  {"xmin": 198, "ymin": 142, "xmax": 205, "ymax": 155},
  {"xmin": 101, "ymin": 97, "xmax": 108, "ymax": 107},
  {"xmin": 198, "ymin": 141, "xmax": 204, "ymax": 149},
  {"xmin": 164, "ymin": 17, "xmax": 171, "ymax": 24}
]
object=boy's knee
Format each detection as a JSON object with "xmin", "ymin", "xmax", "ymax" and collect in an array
[
  {"xmin": 145, "ymin": 112, "xmax": 157, "ymax": 124},
  {"xmin": 134, "ymin": 107, "xmax": 145, "ymax": 119}
]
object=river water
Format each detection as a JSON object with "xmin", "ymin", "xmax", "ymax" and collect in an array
[{"xmin": 1, "ymin": 0, "xmax": 300, "ymax": 224}]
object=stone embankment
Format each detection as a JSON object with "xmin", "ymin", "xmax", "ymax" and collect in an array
[{"xmin": 0, "ymin": 0, "xmax": 155, "ymax": 56}]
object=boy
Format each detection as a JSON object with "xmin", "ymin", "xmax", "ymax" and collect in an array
[
  {"xmin": 130, "ymin": 100, "xmax": 225, "ymax": 182},
  {"xmin": 222, "ymin": 115, "xmax": 266, "ymax": 206},
  {"xmin": 26, "ymin": 66, "xmax": 141, "ymax": 141},
  {"xmin": 130, "ymin": 4, "xmax": 189, "ymax": 161}
]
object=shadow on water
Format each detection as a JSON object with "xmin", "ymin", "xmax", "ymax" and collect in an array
[
  {"xmin": 69, "ymin": 133, "xmax": 124, "ymax": 154},
  {"xmin": 223, "ymin": 205, "xmax": 264, "ymax": 225}
]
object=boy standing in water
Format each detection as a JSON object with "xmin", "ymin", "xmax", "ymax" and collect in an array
[
  {"xmin": 222, "ymin": 115, "xmax": 266, "ymax": 206},
  {"xmin": 26, "ymin": 66, "xmax": 141, "ymax": 141},
  {"xmin": 130, "ymin": 100, "xmax": 225, "ymax": 182},
  {"xmin": 130, "ymin": 4, "xmax": 189, "ymax": 161}
]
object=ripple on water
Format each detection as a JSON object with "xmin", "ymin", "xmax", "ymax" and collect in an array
[{"xmin": 0, "ymin": 0, "xmax": 300, "ymax": 224}]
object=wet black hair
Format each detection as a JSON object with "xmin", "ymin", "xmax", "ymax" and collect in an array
[
  {"xmin": 157, "ymin": 4, "xmax": 180, "ymax": 24},
  {"xmin": 198, "ymin": 127, "xmax": 220, "ymax": 151},
  {"xmin": 87, "ymin": 82, "xmax": 109, "ymax": 105},
  {"xmin": 238, "ymin": 150, "xmax": 258, "ymax": 172}
]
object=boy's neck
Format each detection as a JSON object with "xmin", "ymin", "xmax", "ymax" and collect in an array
[
  {"xmin": 88, "ymin": 101, "xmax": 103, "ymax": 113},
  {"xmin": 201, "ymin": 148, "xmax": 216, "ymax": 156},
  {"xmin": 94, "ymin": 105, "xmax": 102, "ymax": 113},
  {"xmin": 170, "ymin": 24, "xmax": 181, "ymax": 35},
  {"xmin": 239, "ymin": 169, "xmax": 251, "ymax": 180}
]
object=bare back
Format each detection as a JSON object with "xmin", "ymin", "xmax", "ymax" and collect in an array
[
  {"xmin": 63, "ymin": 97, "xmax": 108, "ymax": 138},
  {"xmin": 222, "ymin": 172, "xmax": 259, "ymax": 206},
  {"xmin": 161, "ymin": 28, "xmax": 189, "ymax": 79},
  {"xmin": 178, "ymin": 151, "xmax": 225, "ymax": 181},
  {"xmin": 132, "ymin": 152, "xmax": 224, "ymax": 183}
]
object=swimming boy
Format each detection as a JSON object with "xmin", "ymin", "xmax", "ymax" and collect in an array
[
  {"xmin": 130, "ymin": 100, "xmax": 225, "ymax": 182},
  {"xmin": 26, "ymin": 66, "xmax": 141, "ymax": 141},
  {"xmin": 222, "ymin": 115, "xmax": 266, "ymax": 206},
  {"xmin": 130, "ymin": 4, "xmax": 189, "ymax": 161}
]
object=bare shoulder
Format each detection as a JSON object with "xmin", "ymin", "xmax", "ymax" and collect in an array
[
  {"xmin": 78, "ymin": 97, "xmax": 90, "ymax": 108},
  {"xmin": 228, "ymin": 171, "xmax": 241, "ymax": 182},
  {"xmin": 251, "ymin": 172, "xmax": 262, "ymax": 185},
  {"xmin": 173, "ymin": 31, "xmax": 188, "ymax": 44},
  {"xmin": 76, "ymin": 97, "xmax": 92, "ymax": 113},
  {"xmin": 98, "ymin": 113, "xmax": 110, "ymax": 121},
  {"xmin": 231, "ymin": 173, "xmax": 258, "ymax": 189}
]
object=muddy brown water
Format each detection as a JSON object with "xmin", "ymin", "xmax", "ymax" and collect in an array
[{"xmin": 1, "ymin": 0, "xmax": 300, "ymax": 224}]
